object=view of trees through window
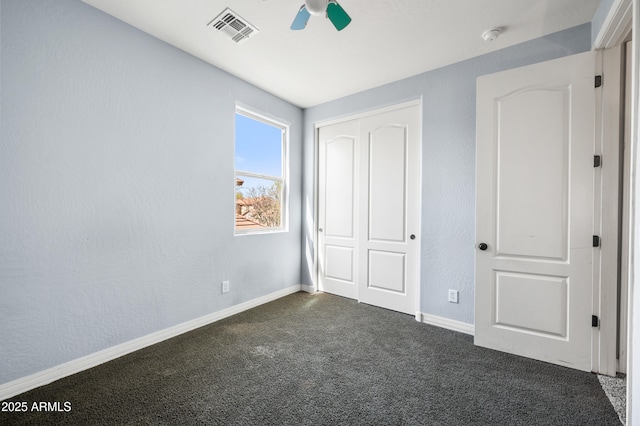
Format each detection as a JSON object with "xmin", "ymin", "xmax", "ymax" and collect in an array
[
  {"xmin": 236, "ymin": 178, "xmax": 282, "ymax": 228},
  {"xmin": 235, "ymin": 110, "xmax": 286, "ymax": 233}
]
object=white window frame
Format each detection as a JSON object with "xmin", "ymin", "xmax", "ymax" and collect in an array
[{"xmin": 234, "ymin": 106, "xmax": 289, "ymax": 235}]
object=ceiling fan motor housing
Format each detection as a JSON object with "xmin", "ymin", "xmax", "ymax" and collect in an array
[{"xmin": 305, "ymin": 0, "xmax": 327, "ymax": 16}]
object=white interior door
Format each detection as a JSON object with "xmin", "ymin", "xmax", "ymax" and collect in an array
[
  {"xmin": 318, "ymin": 103, "xmax": 420, "ymax": 315},
  {"xmin": 357, "ymin": 106, "xmax": 420, "ymax": 315},
  {"xmin": 475, "ymin": 51, "xmax": 596, "ymax": 371},
  {"xmin": 318, "ymin": 120, "xmax": 359, "ymax": 300}
]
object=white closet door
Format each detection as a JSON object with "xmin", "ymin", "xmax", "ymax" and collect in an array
[
  {"xmin": 318, "ymin": 103, "xmax": 421, "ymax": 316},
  {"xmin": 318, "ymin": 119, "xmax": 360, "ymax": 299},
  {"xmin": 357, "ymin": 105, "xmax": 420, "ymax": 315}
]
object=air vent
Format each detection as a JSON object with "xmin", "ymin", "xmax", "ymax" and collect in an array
[{"xmin": 208, "ymin": 8, "xmax": 258, "ymax": 43}]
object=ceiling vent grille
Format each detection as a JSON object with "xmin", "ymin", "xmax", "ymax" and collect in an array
[{"xmin": 208, "ymin": 8, "xmax": 258, "ymax": 43}]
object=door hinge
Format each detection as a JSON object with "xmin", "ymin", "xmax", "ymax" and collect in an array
[
  {"xmin": 592, "ymin": 315, "xmax": 599, "ymax": 328},
  {"xmin": 593, "ymin": 235, "xmax": 601, "ymax": 248},
  {"xmin": 594, "ymin": 155, "xmax": 602, "ymax": 167},
  {"xmin": 595, "ymin": 75, "xmax": 603, "ymax": 88}
]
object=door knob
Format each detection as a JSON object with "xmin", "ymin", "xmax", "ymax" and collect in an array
[
  {"xmin": 319, "ymin": 228, "xmax": 323, "ymax": 232},
  {"xmin": 478, "ymin": 243, "xmax": 488, "ymax": 251},
  {"xmin": 410, "ymin": 234, "xmax": 416, "ymax": 240}
]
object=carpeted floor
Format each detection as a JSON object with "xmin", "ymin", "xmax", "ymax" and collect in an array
[
  {"xmin": 1, "ymin": 292, "xmax": 621, "ymax": 425},
  {"xmin": 599, "ymin": 373, "xmax": 627, "ymax": 424}
]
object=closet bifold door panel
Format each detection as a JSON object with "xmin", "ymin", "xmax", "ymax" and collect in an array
[{"xmin": 318, "ymin": 103, "xmax": 420, "ymax": 316}]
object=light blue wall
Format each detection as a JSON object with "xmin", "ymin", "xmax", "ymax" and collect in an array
[
  {"xmin": 591, "ymin": 0, "xmax": 615, "ymax": 45},
  {"xmin": 302, "ymin": 24, "xmax": 592, "ymax": 325},
  {"xmin": 0, "ymin": 0, "xmax": 598, "ymax": 388},
  {"xmin": 0, "ymin": 0, "xmax": 302, "ymax": 385}
]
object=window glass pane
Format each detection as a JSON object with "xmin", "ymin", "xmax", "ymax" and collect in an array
[
  {"xmin": 234, "ymin": 110, "xmax": 287, "ymax": 234},
  {"xmin": 236, "ymin": 175, "xmax": 282, "ymax": 229},
  {"xmin": 235, "ymin": 113, "xmax": 282, "ymax": 177}
]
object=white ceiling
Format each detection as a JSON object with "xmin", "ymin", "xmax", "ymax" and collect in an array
[{"xmin": 81, "ymin": 0, "xmax": 601, "ymax": 108}]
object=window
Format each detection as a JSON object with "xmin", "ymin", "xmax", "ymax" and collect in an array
[{"xmin": 234, "ymin": 108, "xmax": 288, "ymax": 234}]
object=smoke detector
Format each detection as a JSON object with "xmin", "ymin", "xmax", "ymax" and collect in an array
[
  {"xmin": 482, "ymin": 28, "xmax": 501, "ymax": 42},
  {"xmin": 208, "ymin": 8, "xmax": 258, "ymax": 43}
]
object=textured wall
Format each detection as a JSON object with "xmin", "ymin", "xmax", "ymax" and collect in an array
[
  {"xmin": 0, "ymin": 0, "xmax": 302, "ymax": 385},
  {"xmin": 591, "ymin": 0, "xmax": 616, "ymax": 45},
  {"xmin": 302, "ymin": 24, "xmax": 592, "ymax": 325}
]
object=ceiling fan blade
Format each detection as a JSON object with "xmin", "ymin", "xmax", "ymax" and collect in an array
[
  {"xmin": 326, "ymin": 1, "xmax": 351, "ymax": 31},
  {"xmin": 291, "ymin": 5, "xmax": 311, "ymax": 30}
]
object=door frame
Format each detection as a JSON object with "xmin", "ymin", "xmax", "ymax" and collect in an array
[
  {"xmin": 619, "ymin": 38, "xmax": 633, "ymax": 375},
  {"xmin": 592, "ymin": 0, "xmax": 632, "ymax": 377},
  {"xmin": 313, "ymin": 99, "xmax": 423, "ymax": 320},
  {"xmin": 628, "ymin": 1, "xmax": 640, "ymax": 421},
  {"xmin": 593, "ymin": 46, "xmax": 624, "ymax": 377}
]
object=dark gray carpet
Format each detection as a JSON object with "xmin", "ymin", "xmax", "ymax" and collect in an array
[{"xmin": 2, "ymin": 292, "xmax": 621, "ymax": 425}]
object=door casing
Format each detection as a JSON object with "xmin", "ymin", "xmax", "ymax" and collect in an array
[
  {"xmin": 591, "ymin": 0, "xmax": 631, "ymax": 380},
  {"xmin": 595, "ymin": 46, "xmax": 625, "ymax": 377}
]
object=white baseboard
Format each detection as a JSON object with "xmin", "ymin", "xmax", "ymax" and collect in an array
[
  {"xmin": 300, "ymin": 284, "xmax": 316, "ymax": 293},
  {"xmin": 419, "ymin": 312, "xmax": 475, "ymax": 336},
  {"xmin": 0, "ymin": 284, "xmax": 302, "ymax": 402}
]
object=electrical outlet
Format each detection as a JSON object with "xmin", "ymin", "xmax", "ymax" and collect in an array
[
  {"xmin": 448, "ymin": 289, "xmax": 459, "ymax": 304},
  {"xmin": 222, "ymin": 280, "xmax": 230, "ymax": 294}
]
